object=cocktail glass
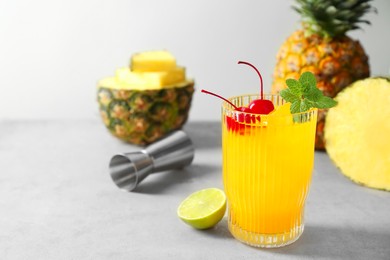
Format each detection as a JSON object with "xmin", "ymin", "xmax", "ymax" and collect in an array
[{"xmin": 222, "ymin": 94, "xmax": 318, "ymax": 248}]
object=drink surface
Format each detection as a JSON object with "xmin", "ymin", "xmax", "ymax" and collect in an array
[{"xmin": 222, "ymin": 102, "xmax": 317, "ymax": 235}]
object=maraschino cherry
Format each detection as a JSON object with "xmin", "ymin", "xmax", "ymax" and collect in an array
[
  {"xmin": 238, "ymin": 61, "xmax": 275, "ymax": 114},
  {"xmin": 201, "ymin": 89, "xmax": 253, "ymax": 124}
]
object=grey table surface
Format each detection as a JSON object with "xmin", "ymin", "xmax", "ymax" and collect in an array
[{"xmin": 0, "ymin": 119, "xmax": 389, "ymax": 260}]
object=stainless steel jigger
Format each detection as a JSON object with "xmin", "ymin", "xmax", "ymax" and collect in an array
[{"xmin": 109, "ymin": 130, "xmax": 194, "ymax": 192}]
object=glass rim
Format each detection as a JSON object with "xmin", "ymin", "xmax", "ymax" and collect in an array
[{"xmin": 221, "ymin": 93, "xmax": 318, "ymax": 117}]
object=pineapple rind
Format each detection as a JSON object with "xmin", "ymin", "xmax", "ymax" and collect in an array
[
  {"xmin": 325, "ymin": 78, "xmax": 390, "ymax": 191},
  {"xmin": 97, "ymin": 81, "xmax": 194, "ymax": 145}
]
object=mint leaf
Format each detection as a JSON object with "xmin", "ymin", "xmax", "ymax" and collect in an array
[
  {"xmin": 312, "ymin": 96, "xmax": 338, "ymax": 109},
  {"xmin": 299, "ymin": 72, "xmax": 316, "ymax": 94},
  {"xmin": 285, "ymin": 79, "xmax": 302, "ymax": 96},
  {"xmin": 282, "ymin": 71, "xmax": 337, "ymax": 113},
  {"xmin": 290, "ymin": 100, "xmax": 301, "ymax": 113},
  {"xmin": 290, "ymin": 99, "xmax": 312, "ymax": 113},
  {"xmin": 280, "ymin": 89, "xmax": 300, "ymax": 103},
  {"xmin": 301, "ymin": 99, "xmax": 312, "ymax": 111},
  {"xmin": 305, "ymin": 86, "xmax": 323, "ymax": 102}
]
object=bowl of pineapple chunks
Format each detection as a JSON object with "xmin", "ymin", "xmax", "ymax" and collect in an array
[{"xmin": 97, "ymin": 50, "xmax": 195, "ymax": 146}]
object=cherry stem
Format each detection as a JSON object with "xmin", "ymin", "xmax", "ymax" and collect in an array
[
  {"xmin": 201, "ymin": 89, "xmax": 238, "ymax": 110},
  {"xmin": 238, "ymin": 61, "xmax": 264, "ymax": 100}
]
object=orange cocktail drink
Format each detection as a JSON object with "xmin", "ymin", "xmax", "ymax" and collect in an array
[{"xmin": 222, "ymin": 94, "xmax": 317, "ymax": 248}]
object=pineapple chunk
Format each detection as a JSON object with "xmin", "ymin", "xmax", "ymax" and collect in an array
[
  {"xmin": 325, "ymin": 78, "xmax": 390, "ymax": 191},
  {"xmin": 266, "ymin": 103, "xmax": 293, "ymax": 126},
  {"xmin": 115, "ymin": 67, "xmax": 186, "ymax": 89},
  {"xmin": 131, "ymin": 50, "xmax": 177, "ymax": 72}
]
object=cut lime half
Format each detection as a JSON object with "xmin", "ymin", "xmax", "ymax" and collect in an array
[{"xmin": 177, "ymin": 188, "xmax": 227, "ymax": 229}]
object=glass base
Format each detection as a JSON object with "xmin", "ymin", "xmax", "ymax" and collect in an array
[{"xmin": 228, "ymin": 222, "xmax": 304, "ymax": 248}]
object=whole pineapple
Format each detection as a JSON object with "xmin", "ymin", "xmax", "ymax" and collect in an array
[{"xmin": 272, "ymin": 0, "xmax": 375, "ymax": 149}]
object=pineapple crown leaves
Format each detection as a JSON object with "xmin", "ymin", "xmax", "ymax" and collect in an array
[
  {"xmin": 280, "ymin": 72, "xmax": 337, "ymax": 114},
  {"xmin": 293, "ymin": 0, "xmax": 377, "ymax": 37}
]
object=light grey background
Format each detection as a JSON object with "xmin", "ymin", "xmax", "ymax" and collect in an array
[
  {"xmin": 1, "ymin": 0, "xmax": 389, "ymax": 121},
  {"xmin": 1, "ymin": 121, "xmax": 390, "ymax": 259}
]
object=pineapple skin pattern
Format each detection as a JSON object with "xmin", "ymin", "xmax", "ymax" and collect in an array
[
  {"xmin": 272, "ymin": 30, "xmax": 370, "ymax": 149},
  {"xmin": 97, "ymin": 81, "xmax": 194, "ymax": 146}
]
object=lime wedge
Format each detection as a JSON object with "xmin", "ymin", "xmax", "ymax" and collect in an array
[{"xmin": 177, "ymin": 188, "xmax": 226, "ymax": 229}]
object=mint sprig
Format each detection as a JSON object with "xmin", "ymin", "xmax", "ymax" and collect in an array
[{"xmin": 280, "ymin": 72, "xmax": 337, "ymax": 113}]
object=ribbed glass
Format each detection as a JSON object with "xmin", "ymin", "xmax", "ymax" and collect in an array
[{"xmin": 222, "ymin": 94, "xmax": 317, "ymax": 248}]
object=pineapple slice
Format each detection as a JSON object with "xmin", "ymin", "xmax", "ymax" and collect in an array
[
  {"xmin": 325, "ymin": 78, "xmax": 390, "ymax": 191},
  {"xmin": 131, "ymin": 50, "xmax": 177, "ymax": 72},
  {"xmin": 115, "ymin": 67, "xmax": 186, "ymax": 89},
  {"xmin": 97, "ymin": 74, "xmax": 191, "ymax": 91}
]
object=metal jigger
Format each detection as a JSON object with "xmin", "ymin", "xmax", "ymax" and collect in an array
[{"xmin": 109, "ymin": 130, "xmax": 194, "ymax": 192}]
